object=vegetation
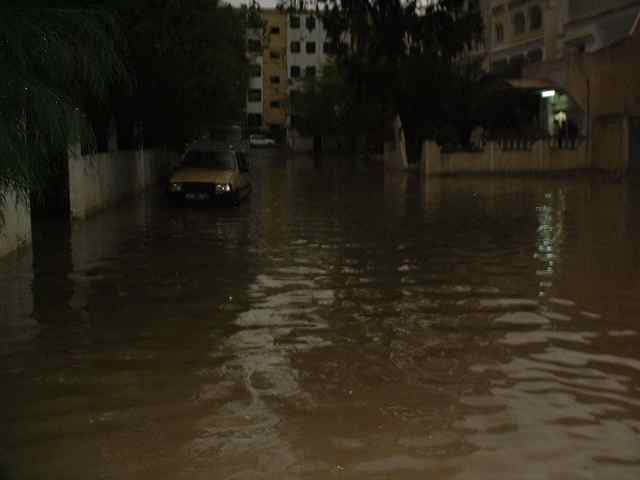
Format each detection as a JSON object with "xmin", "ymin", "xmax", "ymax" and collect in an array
[
  {"xmin": 281, "ymin": 0, "xmax": 488, "ymax": 159},
  {"xmin": 0, "ymin": 1, "xmax": 128, "ymax": 198},
  {"xmin": 0, "ymin": 0, "xmax": 259, "ymax": 200},
  {"xmin": 107, "ymin": 0, "xmax": 259, "ymax": 150}
]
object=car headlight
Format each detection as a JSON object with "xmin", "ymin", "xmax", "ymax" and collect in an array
[
  {"xmin": 216, "ymin": 183, "xmax": 232, "ymax": 193},
  {"xmin": 169, "ymin": 183, "xmax": 183, "ymax": 192}
]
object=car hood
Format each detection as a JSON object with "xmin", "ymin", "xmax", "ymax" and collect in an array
[{"xmin": 170, "ymin": 168, "xmax": 235, "ymax": 184}]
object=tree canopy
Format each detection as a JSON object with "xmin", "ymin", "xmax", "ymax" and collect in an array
[
  {"xmin": 1, "ymin": 0, "xmax": 259, "ymax": 199},
  {"xmin": 0, "ymin": 1, "xmax": 128, "ymax": 197},
  {"xmin": 281, "ymin": 0, "xmax": 486, "ymax": 158},
  {"xmin": 108, "ymin": 0, "xmax": 258, "ymax": 149}
]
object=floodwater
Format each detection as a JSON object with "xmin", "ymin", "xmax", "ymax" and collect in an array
[{"xmin": 1, "ymin": 152, "xmax": 640, "ymax": 479}]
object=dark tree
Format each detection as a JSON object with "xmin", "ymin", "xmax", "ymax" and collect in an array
[
  {"xmin": 0, "ymin": 0, "xmax": 128, "ymax": 198},
  {"xmin": 281, "ymin": 0, "xmax": 484, "ymax": 159}
]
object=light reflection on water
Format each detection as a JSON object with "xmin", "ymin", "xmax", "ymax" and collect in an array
[{"xmin": 1, "ymin": 154, "xmax": 640, "ymax": 479}]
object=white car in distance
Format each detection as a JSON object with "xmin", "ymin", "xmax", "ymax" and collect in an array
[{"xmin": 249, "ymin": 134, "xmax": 276, "ymax": 148}]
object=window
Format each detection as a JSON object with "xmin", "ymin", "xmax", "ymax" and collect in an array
[
  {"xmin": 305, "ymin": 16, "xmax": 316, "ymax": 31},
  {"xmin": 527, "ymin": 48, "xmax": 543, "ymax": 63},
  {"xmin": 290, "ymin": 15, "xmax": 300, "ymax": 29},
  {"xmin": 270, "ymin": 26, "xmax": 281, "ymax": 35},
  {"xmin": 248, "ymin": 89, "xmax": 262, "ymax": 102},
  {"xmin": 529, "ymin": 6, "xmax": 543, "ymax": 30},
  {"xmin": 306, "ymin": 42, "xmax": 316, "ymax": 54},
  {"xmin": 513, "ymin": 12, "xmax": 525, "ymax": 35},
  {"xmin": 270, "ymin": 50, "xmax": 280, "ymax": 60},
  {"xmin": 290, "ymin": 65, "xmax": 301, "ymax": 78},
  {"xmin": 290, "ymin": 41, "xmax": 301, "ymax": 53},
  {"xmin": 510, "ymin": 54, "xmax": 525, "ymax": 75},
  {"xmin": 323, "ymin": 42, "xmax": 335, "ymax": 54},
  {"xmin": 305, "ymin": 66, "xmax": 316, "ymax": 78},
  {"xmin": 250, "ymin": 64, "xmax": 261, "ymax": 77},
  {"xmin": 495, "ymin": 23, "xmax": 504, "ymax": 43},
  {"xmin": 248, "ymin": 39, "xmax": 261, "ymax": 53},
  {"xmin": 247, "ymin": 113, "xmax": 262, "ymax": 128},
  {"xmin": 490, "ymin": 59, "xmax": 509, "ymax": 75},
  {"xmin": 270, "ymin": 100, "xmax": 281, "ymax": 109},
  {"xmin": 270, "ymin": 75, "xmax": 280, "ymax": 84}
]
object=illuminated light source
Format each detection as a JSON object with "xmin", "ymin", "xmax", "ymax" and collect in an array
[{"xmin": 541, "ymin": 89, "xmax": 556, "ymax": 98}]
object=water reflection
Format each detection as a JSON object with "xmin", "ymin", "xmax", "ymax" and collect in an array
[{"xmin": 1, "ymin": 160, "xmax": 640, "ymax": 479}]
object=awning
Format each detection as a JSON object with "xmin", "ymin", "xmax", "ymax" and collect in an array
[{"xmin": 506, "ymin": 78, "xmax": 560, "ymax": 91}]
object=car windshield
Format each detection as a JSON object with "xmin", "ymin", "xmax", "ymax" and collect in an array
[{"xmin": 182, "ymin": 150, "xmax": 236, "ymax": 170}]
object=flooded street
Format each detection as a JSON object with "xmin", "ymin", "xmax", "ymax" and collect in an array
[{"xmin": 2, "ymin": 152, "xmax": 640, "ymax": 479}]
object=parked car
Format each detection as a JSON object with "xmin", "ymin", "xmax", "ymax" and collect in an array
[
  {"xmin": 249, "ymin": 134, "xmax": 276, "ymax": 148},
  {"xmin": 167, "ymin": 142, "xmax": 251, "ymax": 205}
]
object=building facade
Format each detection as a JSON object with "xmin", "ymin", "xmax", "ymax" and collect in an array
[
  {"xmin": 246, "ymin": 9, "xmax": 334, "ymax": 136},
  {"xmin": 262, "ymin": 9, "xmax": 289, "ymax": 130},
  {"xmin": 246, "ymin": 26, "xmax": 264, "ymax": 129},
  {"xmin": 477, "ymin": 0, "xmax": 640, "ymax": 171},
  {"xmin": 286, "ymin": 11, "xmax": 332, "ymax": 90}
]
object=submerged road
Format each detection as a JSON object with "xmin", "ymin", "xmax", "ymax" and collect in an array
[{"xmin": 1, "ymin": 151, "xmax": 640, "ymax": 479}]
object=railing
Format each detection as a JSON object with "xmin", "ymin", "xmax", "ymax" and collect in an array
[{"xmin": 440, "ymin": 134, "xmax": 587, "ymax": 154}]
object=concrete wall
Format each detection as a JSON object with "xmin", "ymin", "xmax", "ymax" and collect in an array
[
  {"xmin": 384, "ymin": 115, "xmax": 409, "ymax": 170},
  {"xmin": 421, "ymin": 140, "xmax": 589, "ymax": 176},
  {"xmin": 68, "ymin": 147, "xmax": 178, "ymax": 220},
  {"xmin": 0, "ymin": 188, "xmax": 32, "ymax": 258}
]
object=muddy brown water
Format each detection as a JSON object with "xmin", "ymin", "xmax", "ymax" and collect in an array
[{"xmin": 1, "ymin": 153, "xmax": 640, "ymax": 479}]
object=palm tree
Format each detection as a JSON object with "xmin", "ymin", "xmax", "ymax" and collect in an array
[{"xmin": 0, "ymin": 1, "xmax": 128, "ymax": 201}]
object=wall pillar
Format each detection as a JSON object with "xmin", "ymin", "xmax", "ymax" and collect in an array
[
  {"xmin": 0, "ymin": 189, "xmax": 32, "ymax": 258},
  {"xmin": 384, "ymin": 114, "xmax": 409, "ymax": 170}
]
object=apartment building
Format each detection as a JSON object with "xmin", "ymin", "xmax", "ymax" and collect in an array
[
  {"xmin": 245, "ymin": 8, "xmax": 335, "ymax": 141},
  {"xmin": 480, "ymin": 0, "xmax": 563, "ymax": 76},
  {"xmin": 477, "ymin": 0, "xmax": 640, "ymax": 171},
  {"xmin": 262, "ymin": 10, "xmax": 288, "ymax": 129},
  {"xmin": 286, "ymin": 12, "xmax": 332, "ymax": 91},
  {"xmin": 246, "ymin": 26, "xmax": 264, "ymax": 129}
]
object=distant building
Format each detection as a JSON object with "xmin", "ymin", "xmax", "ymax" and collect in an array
[
  {"xmin": 286, "ymin": 11, "xmax": 332, "ymax": 93},
  {"xmin": 246, "ymin": 25, "xmax": 264, "ymax": 129},
  {"xmin": 474, "ymin": 0, "xmax": 640, "ymax": 172},
  {"xmin": 245, "ymin": 7, "xmax": 336, "ymax": 146},
  {"xmin": 262, "ymin": 9, "xmax": 288, "ymax": 130}
]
